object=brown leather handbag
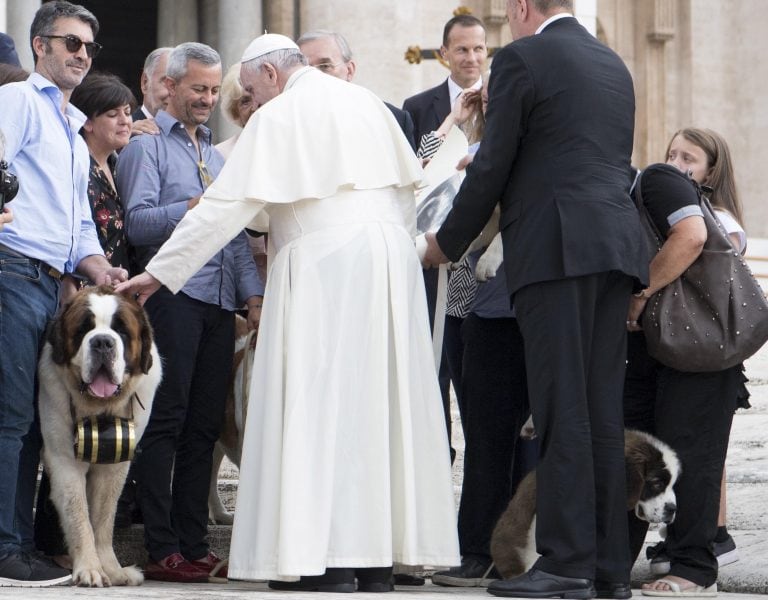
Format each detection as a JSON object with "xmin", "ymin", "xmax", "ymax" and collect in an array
[{"xmin": 634, "ymin": 174, "xmax": 768, "ymax": 372}]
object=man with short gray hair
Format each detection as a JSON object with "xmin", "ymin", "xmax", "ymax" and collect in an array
[
  {"xmin": 117, "ymin": 41, "xmax": 264, "ymax": 584},
  {"xmin": 135, "ymin": 46, "xmax": 172, "ymax": 120},
  {"xmin": 297, "ymin": 29, "xmax": 415, "ymax": 150}
]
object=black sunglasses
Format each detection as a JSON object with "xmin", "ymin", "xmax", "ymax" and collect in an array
[{"xmin": 43, "ymin": 34, "xmax": 102, "ymax": 58}]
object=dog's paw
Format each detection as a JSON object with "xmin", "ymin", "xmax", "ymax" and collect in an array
[
  {"xmin": 106, "ymin": 565, "xmax": 143, "ymax": 586},
  {"xmin": 209, "ymin": 511, "xmax": 234, "ymax": 525},
  {"xmin": 73, "ymin": 566, "xmax": 111, "ymax": 587},
  {"xmin": 475, "ymin": 234, "xmax": 504, "ymax": 282},
  {"xmin": 475, "ymin": 256, "xmax": 500, "ymax": 282}
]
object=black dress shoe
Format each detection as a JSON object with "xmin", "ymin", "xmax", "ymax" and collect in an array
[
  {"xmin": 268, "ymin": 568, "xmax": 355, "ymax": 593},
  {"xmin": 393, "ymin": 572, "xmax": 425, "ymax": 586},
  {"xmin": 357, "ymin": 566, "xmax": 394, "ymax": 592},
  {"xmin": 487, "ymin": 568, "xmax": 596, "ymax": 599},
  {"xmin": 595, "ymin": 581, "xmax": 632, "ymax": 599},
  {"xmin": 432, "ymin": 556, "xmax": 500, "ymax": 587}
]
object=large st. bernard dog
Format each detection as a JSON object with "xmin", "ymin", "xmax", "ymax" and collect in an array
[
  {"xmin": 38, "ymin": 286, "xmax": 161, "ymax": 587},
  {"xmin": 490, "ymin": 429, "xmax": 681, "ymax": 579}
]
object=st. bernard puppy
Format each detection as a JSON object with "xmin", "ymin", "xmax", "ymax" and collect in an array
[
  {"xmin": 490, "ymin": 429, "xmax": 681, "ymax": 579},
  {"xmin": 38, "ymin": 286, "xmax": 162, "ymax": 587},
  {"xmin": 208, "ymin": 314, "xmax": 255, "ymax": 524}
]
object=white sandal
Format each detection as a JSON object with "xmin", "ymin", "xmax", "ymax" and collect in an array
[{"xmin": 642, "ymin": 578, "xmax": 717, "ymax": 597}]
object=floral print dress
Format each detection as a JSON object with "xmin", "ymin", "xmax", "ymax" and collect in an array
[{"xmin": 87, "ymin": 154, "xmax": 130, "ymax": 271}]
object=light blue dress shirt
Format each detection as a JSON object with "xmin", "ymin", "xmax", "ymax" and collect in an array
[
  {"xmin": 0, "ymin": 73, "xmax": 103, "ymax": 272},
  {"xmin": 116, "ymin": 110, "xmax": 263, "ymax": 309}
]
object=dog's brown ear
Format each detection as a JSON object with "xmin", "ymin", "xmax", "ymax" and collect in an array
[
  {"xmin": 137, "ymin": 305, "xmax": 155, "ymax": 374},
  {"xmin": 46, "ymin": 308, "xmax": 70, "ymax": 365},
  {"xmin": 624, "ymin": 432, "xmax": 651, "ymax": 510},
  {"xmin": 625, "ymin": 458, "xmax": 644, "ymax": 510}
]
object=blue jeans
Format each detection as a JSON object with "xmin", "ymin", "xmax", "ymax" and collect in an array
[{"xmin": 0, "ymin": 251, "xmax": 59, "ymax": 558}]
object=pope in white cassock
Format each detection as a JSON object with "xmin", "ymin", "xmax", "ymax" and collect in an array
[{"xmin": 116, "ymin": 34, "xmax": 460, "ymax": 590}]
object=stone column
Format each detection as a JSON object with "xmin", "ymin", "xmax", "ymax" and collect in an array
[
  {"xmin": 642, "ymin": 0, "xmax": 674, "ymax": 166},
  {"xmin": 212, "ymin": 0, "xmax": 263, "ymax": 142},
  {"xmin": 6, "ymin": 0, "xmax": 41, "ymax": 70},
  {"xmin": 157, "ymin": 0, "xmax": 198, "ymax": 46}
]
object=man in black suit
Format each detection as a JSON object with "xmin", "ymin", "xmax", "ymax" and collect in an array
[
  {"xmin": 402, "ymin": 14, "xmax": 487, "ymax": 150},
  {"xmin": 402, "ymin": 14, "xmax": 487, "ymax": 467},
  {"xmin": 423, "ymin": 1, "xmax": 648, "ymax": 598},
  {"xmin": 297, "ymin": 30, "xmax": 415, "ymax": 150}
]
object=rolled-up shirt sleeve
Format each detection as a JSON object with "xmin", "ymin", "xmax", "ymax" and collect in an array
[
  {"xmin": 233, "ymin": 231, "xmax": 265, "ymax": 302},
  {"xmin": 118, "ymin": 137, "xmax": 189, "ymax": 246}
]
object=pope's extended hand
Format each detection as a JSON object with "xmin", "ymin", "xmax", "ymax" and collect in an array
[{"xmin": 115, "ymin": 272, "xmax": 162, "ymax": 306}]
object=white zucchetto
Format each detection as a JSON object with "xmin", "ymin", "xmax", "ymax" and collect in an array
[{"xmin": 241, "ymin": 34, "xmax": 299, "ymax": 63}]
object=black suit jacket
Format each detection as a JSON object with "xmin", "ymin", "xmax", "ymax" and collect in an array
[
  {"xmin": 131, "ymin": 107, "xmax": 147, "ymax": 122},
  {"xmin": 384, "ymin": 102, "xmax": 416, "ymax": 152},
  {"xmin": 402, "ymin": 80, "xmax": 451, "ymax": 151},
  {"xmin": 436, "ymin": 17, "xmax": 648, "ymax": 295}
]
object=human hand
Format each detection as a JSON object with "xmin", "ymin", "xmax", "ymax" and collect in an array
[
  {"xmin": 420, "ymin": 231, "xmax": 450, "ymax": 268},
  {"xmin": 114, "ymin": 272, "xmax": 161, "ymax": 306},
  {"xmin": 627, "ymin": 296, "xmax": 647, "ymax": 331},
  {"xmin": 246, "ymin": 296, "xmax": 263, "ymax": 331},
  {"xmin": 131, "ymin": 118, "xmax": 160, "ymax": 136},
  {"xmin": 0, "ymin": 206, "xmax": 12, "ymax": 231},
  {"xmin": 452, "ymin": 88, "xmax": 481, "ymax": 125},
  {"xmin": 93, "ymin": 266, "xmax": 130, "ymax": 288},
  {"xmin": 456, "ymin": 153, "xmax": 474, "ymax": 171},
  {"xmin": 188, "ymin": 195, "xmax": 202, "ymax": 209}
]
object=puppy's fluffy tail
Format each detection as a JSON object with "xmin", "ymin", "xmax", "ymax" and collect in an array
[{"xmin": 490, "ymin": 470, "xmax": 538, "ymax": 579}]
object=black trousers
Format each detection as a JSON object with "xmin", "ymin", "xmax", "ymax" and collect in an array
[
  {"xmin": 623, "ymin": 331, "xmax": 739, "ymax": 587},
  {"xmin": 444, "ymin": 314, "xmax": 466, "ymax": 429},
  {"xmin": 514, "ymin": 272, "xmax": 632, "ymax": 583},
  {"xmin": 136, "ymin": 289, "xmax": 235, "ymax": 562},
  {"xmin": 457, "ymin": 314, "xmax": 534, "ymax": 560}
]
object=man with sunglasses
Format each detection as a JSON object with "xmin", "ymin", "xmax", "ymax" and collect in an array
[
  {"xmin": 116, "ymin": 41, "xmax": 263, "ymax": 584},
  {"xmin": 0, "ymin": 1, "xmax": 129, "ymax": 588}
]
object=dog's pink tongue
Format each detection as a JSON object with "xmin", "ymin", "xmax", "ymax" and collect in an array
[{"xmin": 88, "ymin": 372, "xmax": 118, "ymax": 398}]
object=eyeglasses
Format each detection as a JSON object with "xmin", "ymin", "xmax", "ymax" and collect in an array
[
  {"xmin": 43, "ymin": 34, "xmax": 102, "ymax": 58},
  {"xmin": 197, "ymin": 161, "xmax": 214, "ymax": 189},
  {"xmin": 313, "ymin": 62, "xmax": 342, "ymax": 73}
]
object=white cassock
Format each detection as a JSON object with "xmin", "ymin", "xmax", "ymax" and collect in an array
[{"xmin": 145, "ymin": 66, "xmax": 460, "ymax": 580}]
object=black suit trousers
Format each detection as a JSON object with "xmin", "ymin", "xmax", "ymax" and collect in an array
[
  {"xmin": 135, "ymin": 288, "xmax": 235, "ymax": 562},
  {"xmin": 514, "ymin": 271, "xmax": 632, "ymax": 582}
]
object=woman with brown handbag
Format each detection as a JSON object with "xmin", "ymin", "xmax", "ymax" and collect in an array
[{"xmin": 624, "ymin": 129, "xmax": 750, "ymax": 598}]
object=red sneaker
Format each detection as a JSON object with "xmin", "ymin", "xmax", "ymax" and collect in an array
[
  {"xmin": 144, "ymin": 553, "xmax": 209, "ymax": 583},
  {"xmin": 188, "ymin": 552, "xmax": 228, "ymax": 583}
]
